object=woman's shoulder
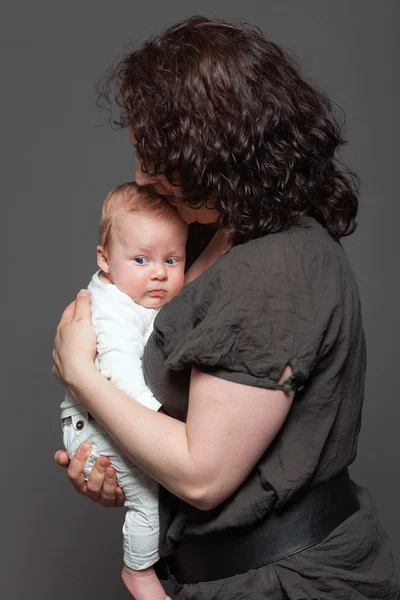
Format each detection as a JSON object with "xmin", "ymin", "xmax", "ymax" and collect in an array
[
  {"xmin": 154, "ymin": 216, "xmax": 357, "ymax": 381},
  {"xmin": 230, "ymin": 215, "xmax": 340, "ymax": 254},
  {"xmin": 160, "ymin": 215, "xmax": 353, "ymax": 324},
  {"xmin": 213, "ymin": 216, "xmax": 347, "ymax": 290},
  {"xmin": 159, "ymin": 216, "xmax": 350, "ymax": 341}
]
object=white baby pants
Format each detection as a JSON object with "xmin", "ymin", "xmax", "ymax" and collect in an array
[{"xmin": 62, "ymin": 411, "xmax": 159, "ymax": 570}]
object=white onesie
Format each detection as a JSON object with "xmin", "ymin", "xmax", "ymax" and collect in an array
[{"xmin": 60, "ymin": 271, "xmax": 161, "ymax": 570}]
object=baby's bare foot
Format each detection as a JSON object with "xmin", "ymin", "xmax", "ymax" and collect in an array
[{"xmin": 122, "ymin": 564, "xmax": 171, "ymax": 600}]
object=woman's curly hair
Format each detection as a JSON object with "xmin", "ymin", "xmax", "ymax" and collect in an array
[{"xmin": 98, "ymin": 16, "xmax": 359, "ymax": 244}]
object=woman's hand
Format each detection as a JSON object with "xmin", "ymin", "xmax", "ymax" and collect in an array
[
  {"xmin": 53, "ymin": 291, "xmax": 125, "ymax": 507},
  {"xmin": 52, "ymin": 290, "xmax": 97, "ymax": 388},
  {"xmin": 54, "ymin": 443, "xmax": 125, "ymax": 508}
]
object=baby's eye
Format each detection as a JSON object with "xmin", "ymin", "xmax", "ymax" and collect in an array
[
  {"xmin": 134, "ymin": 257, "xmax": 149, "ymax": 265},
  {"xmin": 165, "ymin": 257, "xmax": 178, "ymax": 265}
]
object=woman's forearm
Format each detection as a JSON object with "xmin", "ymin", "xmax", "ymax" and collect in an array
[
  {"xmin": 68, "ymin": 363, "xmax": 205, "ymax": 506},
  {"xmin": 67, "ymin": 361, "xmax": 293, "ymax": 511}
]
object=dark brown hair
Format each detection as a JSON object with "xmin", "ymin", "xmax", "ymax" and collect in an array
[{"xmin": 98, "ymin": 16, "xmax": 359, "ymax": 244}]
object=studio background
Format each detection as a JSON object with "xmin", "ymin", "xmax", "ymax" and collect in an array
[{"xmin": 2, "ymin": 1, "xmax": 399, "ymax": 598}]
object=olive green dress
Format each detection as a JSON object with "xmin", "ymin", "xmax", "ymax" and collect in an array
[{"xmin": 143, "ymin": 217, "xmax": 399, "ymax": 599}]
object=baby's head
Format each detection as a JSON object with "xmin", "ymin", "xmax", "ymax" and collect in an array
[{"xmin": 97, "ymin": 182, "xmax": 188, "ymax": 309}]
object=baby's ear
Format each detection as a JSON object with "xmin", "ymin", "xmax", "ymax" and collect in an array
[{"xmin": 97, "ymin": 245, "xmax": 110, "ymax": 273}]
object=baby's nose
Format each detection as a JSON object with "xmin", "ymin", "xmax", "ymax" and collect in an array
[{"xmin": 152, "ymin": 263, "xmax": 167, "ymax": 279}]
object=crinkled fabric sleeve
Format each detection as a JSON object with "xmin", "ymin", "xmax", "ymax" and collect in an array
[{"xmin": 157, "ymin": 236, "xmax": 342, "ymax": 392}]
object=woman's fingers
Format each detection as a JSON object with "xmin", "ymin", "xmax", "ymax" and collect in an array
[
  {"xmin": 105, "ymin": 468, "xmax": 126, "ymax": 507},
  {"xmin": 54, "ymin": 449, "xmax": 70, "ymax": 467},
  {"xmin": 101, "ymin": 467, "xmax": 125, "ymax": 507},
  {"xmin": 73, "ymin": 289, "xmax": 92, "ymax": 319},
  {"xmin": 85, "ymin": 457, "xmax": 124, "ymax": 507},
  {"xmin": 57, "ymin": 290, "xmax": 90, "ymax": 329},
  {"xmin": 115, "ymin": 486, "xmax": 126, "ymax": 508},
  {"xmin": 67, "ymin": 443, "xmax": 92, "ymax": 494},
  {"xmin": 85, "ymin": 454, "xmax": 111, "ymax": 501},
  {"xmin": 55, "ymin": 444, "xmax": 124, "ymax": 508},
  {"xmin": 59, "ymin": 300, "xmax": 77, "ymax": 326},
  {"xmin": 84, "ymin": 458, "xmax": 125, "ymax": 507},
  {"xmin": 52, "ymin": 290, "xmax": 97, "ymax": 388}
]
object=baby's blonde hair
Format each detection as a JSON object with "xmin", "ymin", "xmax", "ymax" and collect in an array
[{"xmin": 99, "ymin": 182, "xmax": 179, "ymax": 251}]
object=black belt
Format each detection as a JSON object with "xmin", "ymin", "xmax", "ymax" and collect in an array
[{"xmin": 158, "ymin": 469, "xmax": 359, "ymax": 584}]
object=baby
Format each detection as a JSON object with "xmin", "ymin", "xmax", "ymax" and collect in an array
[{"xmin": 60, "ymin": 182, "xmax": 188, "ymax": 600}]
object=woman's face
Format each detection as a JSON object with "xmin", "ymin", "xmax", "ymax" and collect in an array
[{"xmin": 134, "ymin": 152, "xmax": 220, "ymax": 225}]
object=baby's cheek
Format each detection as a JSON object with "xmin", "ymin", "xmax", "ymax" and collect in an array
[{"xmin": 171, "ymin": 276, "xmax": 185, "ymax": 298}]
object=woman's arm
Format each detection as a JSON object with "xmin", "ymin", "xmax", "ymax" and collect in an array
[{"xmin": 54, "ymin": 292, "xmax": 294, "ymax": 510}]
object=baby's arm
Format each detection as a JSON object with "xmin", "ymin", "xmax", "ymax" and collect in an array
[
  {"xmin": 98, "ymin": 342, "xmax": 161, "ymax": 411},
  {"xmin": 93, "ymin": 301, "xmax": 161, "ymax": 412}
]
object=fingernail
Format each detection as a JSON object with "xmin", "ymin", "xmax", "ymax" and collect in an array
[
  {"xmin": 99, "ymin": 456, "xmax": 109, "ymax": 467},
  {"xmin": 79, "ymin": 443, "xmax": 90, "ymax": 454},
  {"xmin": 106, "ymin": 468, "xmax": 115, "ymax": 479},
  {"xmin": 78, "ymin": 289, "xmax": 89, "ymax": 297}
]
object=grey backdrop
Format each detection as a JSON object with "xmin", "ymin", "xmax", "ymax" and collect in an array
[{"xmin": 2, "ymin": 1, "xmax": 399, "ymax": 599}]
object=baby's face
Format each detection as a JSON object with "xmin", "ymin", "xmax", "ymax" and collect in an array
[{"xmin": 104, "ymin": 210, "xmax": 187, "ymax": 309}]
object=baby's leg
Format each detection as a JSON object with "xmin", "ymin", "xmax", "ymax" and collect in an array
[
  {"xmin": 119, "ymin": 467, "xmax": 166, "ymax": 600},
  {"xmin": 122, "ymin": 564, "xmax": 171, "ymax": 600}
]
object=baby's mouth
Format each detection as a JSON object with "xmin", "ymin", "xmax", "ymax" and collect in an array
[{"xmin": 148, "ymin": 289, "xmax": 166, "ymax": 297}]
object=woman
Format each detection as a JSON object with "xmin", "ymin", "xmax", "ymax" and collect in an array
[{"xmin": 53, "ymin": 16, "xmax": 399, "ymax": 599}]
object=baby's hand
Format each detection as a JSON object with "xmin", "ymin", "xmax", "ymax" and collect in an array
[{"xmin": 54, "ymin": 443, "xmax": 125, "ymax": 507}]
